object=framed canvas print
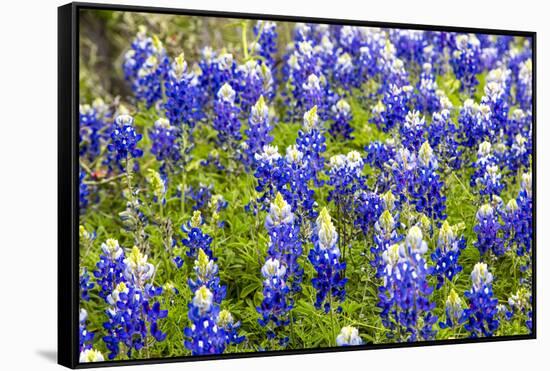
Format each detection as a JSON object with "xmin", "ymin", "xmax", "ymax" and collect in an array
[{"xmin": 58, "ymin": 2, "xmax": 536, "ymax": 368}]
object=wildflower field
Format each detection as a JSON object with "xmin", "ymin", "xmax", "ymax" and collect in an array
[{"xmin": 77, "ymin": 9, "xmax": 534, "ymax": 363}]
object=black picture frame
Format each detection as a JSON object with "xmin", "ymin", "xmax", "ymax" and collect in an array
[{"xmin": 58, "ymin": 2, "xmax": 537, "ymax": 369}]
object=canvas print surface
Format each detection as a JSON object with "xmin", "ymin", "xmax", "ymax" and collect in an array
[{"xmin": 77, "ymin": 8, "xmax": 534, "ymax": 364}]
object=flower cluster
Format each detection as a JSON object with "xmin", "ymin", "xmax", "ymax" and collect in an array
[
  {"xmin": 101, "ymin": 246, "xmax": 168, "ymax": 359},
  {"xmin": 213, "ymin": 83, "xmax": 242, "ymax": 148},
  {"xmin": 79, "ymin": 18, "xmax": 534, "ymax": 359},
  {"xmin": 252, "ymin": 21, "xmax": 278, "ymax": 68},
  {"xmin": 308, "ymin": 208, "xmax": 347, "ymax": 313},
  {"xmin": 181, "ymin": 211, "xmax": 214, "ymax": 260},
  {"xmin": 431, "ymin": 221, "xmax": 466, "ymax": 288},
  {"xmin": 378, "ymin": 227, "xmax": 437, "ymax": 341},
  {"xmin": 108, "ymin": 115, "xmax": 144, "ymax": 168},
  {"xmin": 242, "ymin": 95, "xmax": 273, "ymax": 168},
  {"xmin": 450, "ymin": 34, "xmax": 481, "ymax": 95},
  {"xmin": 184, "ymin": 248, "xmax": 244, "ymax": 355},
  {"xmin": 148, "ymin": 118, "xmax": 181, "ymax": 174},
  {"xmin": 265, "ymin": 193, "xmax": 304, "ymax": 293},
  {"xmin": 164, "ymin": 53, "xmax": 204, "ymax": 129},
  {"xmin": 463, "ymin": 263, "xmax": 500, "ymax": 337},
  {"xmin": 327, "ymin": 151, "xmax": 365, "ymax": 216},
  {"xmin": 124, "ymin": 29, "xmax": 169, "ymax": 108},
  {"xmin": 329, "ymin": 99, "xmax": 354, "ymax": 140},
  {"xmin": 474, "ymin": 204, "xmax": 503, "ymax": 257}
]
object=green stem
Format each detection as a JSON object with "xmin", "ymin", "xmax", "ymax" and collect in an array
[
  {"xmin": 328, "ymin": 292, "xmax": 337, "ymax": 346},
  {"xmin": 241, "ymin": 21, "xmax": 249, "ymax": 61},
  {"xmin": 83, "ymin": 173, "xmax": 126, "ymax": 186}
]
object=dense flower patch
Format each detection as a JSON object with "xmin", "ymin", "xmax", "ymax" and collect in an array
[{"xmin": 78, "ymin": 12, "xmax": 533, "ymax": 362}]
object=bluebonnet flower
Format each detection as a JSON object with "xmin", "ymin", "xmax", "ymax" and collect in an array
[
  {"xmin": 217, "ymin": 309, "xmax": 246, "ymax": 346},
  {"xmin": 450, "ymin": 34, "xmax": 482, "ymax": 95},
  {"xmin": 373, "ymin": 85, "xmax": 412, "ymax": 132},
  {"xmin": 283, "ymin": 40, "xmax": 322, "ymax": 119},
  {"xmin": 517, "ymin": 58, "xmax": 532, "ymax": 111},
  {"xmin": 293, "ymin": 23, "xmax": 313, "ymax": 43},
  {"xmin": 79, "ymin": 99, "xmax": 109, "ymax": 163},
  {"xmin": 107, "ymin": 115, "xmax": 143, "ymax": 168},
  {"xmin": 507, "ymin": 109, "xmax": 531, "ymax": 144},
  {"xmin": 283, "ymin": 145, "xmax": 317, "ymax": 220},
  {"xmin": 296, "ymin": 106, "xmax": 327, "ymax": 186},
  {"xmin": 252, "ymin": 21, "xmax": 278, "ymax": 68},
  {"xmin": 79, "ymin": 349, "xmax": 105, "ymax": 363},
  {"xmin": 375, "ymin": 39, "xmax": 406, "ymax": 87},
  {"xmin": 427, "ymin": 109, "xmax": 462, "ymax": 170},
  {"xmin": 365, "ymin": 140, "xmax": 396, "ymax": 170},
  {"xmin": 481, "ymin": 81, "xmax": 508, "ymax": 134},
  {"xmin": 148, "ymin": 118, "xmax": 181, "ymax": 174},
  {"xmin": 371, "ymin": 209, "xmax": 400, "ymax": 278},
  {"xmin": 383, "ymin": 58, "xmax": 410, "ymax": 90},
  {"xmin": 329, "ymin": 99, "xmax": 354, "ymax": 140},
  {"xmin": 79, "ymin": 308, "xmax": 95, "ymax": 352},
  {"xmin": 508, "ymin": 133, "xmax": 531, "ymax": 173},
  {"xmin": 253, "ymin": 145, "xmax": 288, "ymax": 208},
  {"xmin": 198, "ymin": 50, "xmax": 237, "ymax": 104},
  {"xmin": 185, "ymin": 183, "xmax": 214, "ymax": 211},
  {"xmin": 508, "ymin": 172, "xmax": 533, "ymax": 257},
  {"xmin": 415, "ymin": 63, "xmax": 440, "ymax": 114},
  {"xmin": 316, "ymin": 34, "xmax": 338, "ymax": 70},
  {"xmin": 390, "ymin": 29, "xmax": 427, "ymax": 65},
  {"xmin": 378, "ymin": 226, "xmax": 437, "ymax": 341},
  {"xmin": 257, "ymin": 258, "xmax": 293, "ymax": 344},
  {"xmin": 123, "ymin": 26, "xmax": 154, "ymax": 82},
  {"xmin": 184, "ymin": 247, "xmax": 245, "ymax": 352},
  {"xmin": 181, "ymin": 211, "xmax": 213, "ymax": 259},
  {"xmin": 505, "ymin": 288, "xmax": 532, "ymax": 332},
  {"xmin": 184, "ymin": 286, "xmax": 226, "ymax": 355},
  {"xmin": 486, "ymin": 67, "xmax": 512, "ymax": 100},
  {"xmin": 265, "ymin": 193, "xmax": 304, "ymax": 293},
  {"xmin": 337, "ymin": 25, "xmax": 363, "ymax": 55},
  {"xmin": 478, "ymin": 163, "xmax": 505, "ymax": 200},
  {"xmin": 213, "ymin": 83, "xmax": 242, "ymax": 147},
  {"xmin": 164, "ymin": 53, "xmax": 204, "ymax": 129},
  {"xmin": 80, "ymin": 268, "xmax": 94, "ymax": 302},
  {"xmin": 242, "ymin": 96, "xmax": 273, "ymax": 168},
  {"xmin": 439, "ymin": 289, "xmax": 465, "ymax": 329},
  {"xmin": 336, "ymin": 326, "xmax": 363, "ymax": 346},
  {"xmin": 471, "ymin": 141, "xmax": 497, "ymax": 187},
  {"xmin": 408, "ymin": 141, "xmax": 447, "ymax": 222},
  {"xmin": 389, "ymin": 146, "xmax": 417, "ymax": 203},
  {"xmin": 463, "ymin": 262, "xmax": 500, "ymax": 337},
  {"xmin": 128, "ymin": 34, "xmax": 169, "ymax": 108},
  {"xmin": 236, "ymin": 60, "xmax": 274, "ymax": 114},
  {"xmin": 302, "ymin": 74, "xmax": 324, "ymax": 112},
  {"xmin": 334, "ymin": 53, "xmax": 356, "ymax": 90},
  {"xmin": 327, "ymin": 151, "xmax": 365, "ymax": 216},
  {"xmin": 79, "ymin": 168, "xmax": 89, "ymax": 212},
  {"xmin": 471, "ymin": 141, "xmax": 506, "ymax": 200},
  {"xmin": 457, "ymin": 99, "xmax": 488, "ymax": 148},
  {"xmin": 188, "ymin": 248, "xmax": 227, "ymax": 304},
  {"xmin": 102, "ymin": 247, "xmax": 167, "ymax": 359},
  {"xmin": 354, "ymin": 191, "xmax": 384, "ymax": 236},
  {"xmin": 431, "ymin": 221, "xmax": 466, "ymax": 288},
  {"xmin": 365, "ymin": 140, "xmax": 396, "ymax": 191},
  {"xmin": 400, "ymin": 110, "xmax": 426, "ymax": 152},
  {"xmin": 93, "ymin": 239, "xmax": 126, "ymax": 300},
  {"xmin": 146, "ymin": 169, "xmax": 166, "ymax": 205},
  {"xmin": 474, "ymin": 204, "xmax": 503, "ymax": 257},
  {"xmin": 308, "ymin": 208, "xmax": 347, "ymax": 313}
]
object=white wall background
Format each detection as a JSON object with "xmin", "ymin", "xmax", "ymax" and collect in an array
[{"xmin": 0, "ymin": 0, "xmax": 546, "ymax": 369}]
